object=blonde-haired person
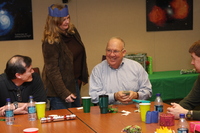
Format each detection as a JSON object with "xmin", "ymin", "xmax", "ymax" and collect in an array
[{"xmin": 42, "ymin": 4, "xmax": 88, "ymax": 110}]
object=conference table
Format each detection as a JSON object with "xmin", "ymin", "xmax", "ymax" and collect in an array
[
  {"xmin": 0, "ymin": 103, "xmax": 194, "ymax": 133},
  {"xmin": 148, "ymin": 70, "xmax": 198, "ymax": 101},
  {"xmin": 0, "ymin": 109, "xmax": 95, "ymax": 133},
  {"xmin": 68, "ymin": 103, "xmax": 192, "ymax": 133}
]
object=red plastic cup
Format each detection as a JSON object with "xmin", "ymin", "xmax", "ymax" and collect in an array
[{"xmin": 23, "ymin": 128, "xmax": 39, "ymax": 133}]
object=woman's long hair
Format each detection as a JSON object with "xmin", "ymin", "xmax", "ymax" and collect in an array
[{"xmin": 42, "ymin": 4, "xmax": 75, "ymax": 44}]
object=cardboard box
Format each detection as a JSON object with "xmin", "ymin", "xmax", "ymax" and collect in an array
[{"xmin": 125, "ymin": 53, "xmax": 147, "ymax": 70}]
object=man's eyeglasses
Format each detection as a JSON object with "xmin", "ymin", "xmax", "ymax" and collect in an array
[{"xmin": 106, "ymin": 48, "xmax": 124, "ymax": 55}]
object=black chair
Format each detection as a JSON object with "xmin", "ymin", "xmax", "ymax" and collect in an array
[
  {"xmin": 33, "ymin": 67, "xmax": 40, "ymax": 75},
  {"xmin": 102, "ymin": 55, "xmax": 106, "ymax": 61}
]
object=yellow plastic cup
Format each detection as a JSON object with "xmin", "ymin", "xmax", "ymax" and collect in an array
[
  {"xmin": 35, "ymin": 102, "xmax": 46, "ymax": 119},
  {"xmin": 139, "ymin": 103, "xmax": 151, "ymax": 122}
]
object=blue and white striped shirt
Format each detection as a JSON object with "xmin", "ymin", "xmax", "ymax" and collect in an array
[{"xmin": 89, "ymin": 58, "xmax": 152, "ymax": 104}]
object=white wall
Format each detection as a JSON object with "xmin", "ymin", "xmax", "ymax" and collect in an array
[{"xmin": 0, "ymin": 0, "xmax": 199, "ymax": 96}]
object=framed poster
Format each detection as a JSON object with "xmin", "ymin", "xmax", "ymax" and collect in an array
[
  {"xmin": 0, "ymin": 0, "xmax": 33, "ymax": 41},
  {"xmin": 146, "ymin": 0, "xmax": 193, "ymax": 31}
]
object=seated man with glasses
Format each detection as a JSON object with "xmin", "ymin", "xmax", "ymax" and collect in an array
[
  {"xmin": 89, "ymin": 37, "xmax": 152, "ymax": 104},
  {"xmin": 0, "ymin": 55, "xmax": 47, "ymax": 116}
]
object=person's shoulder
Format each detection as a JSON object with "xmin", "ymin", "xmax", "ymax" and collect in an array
[
  {"xmin": 123, "ymin": 58, "xmax": 144, "ymax": 69},
  {"xmin": 0, "ymin": 73, "xmax": 7, "ymax": 81},
  {"xmin": 92, "ymin": 60, "xmax": 108, "ymax": 70},
  {"xmin": 42, "ymin": 40, "xmax": 60, "ymax": 51},
  {"xmin": 73, "ymin": 26, "xmax": 81, "ymax": 36},
  {"xmin": 96, "ymin": 60, "xmax": 107, "ymax": 67},
  {"xmin": 32, "ymin": 73, "xmax": 41, "ymax": 80},
  {"xmin": 196, "ymin": 75, "xmax": 200, "ymax": 81},
  {"xmin": 32, "ymin": 72, "xmax": 40, "ymax": 77},
  {"xmin": 0, "ymin": 73, "xmax": 10, "ymax": 86}
]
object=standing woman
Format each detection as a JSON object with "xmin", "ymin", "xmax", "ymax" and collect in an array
[{"xmin": 42, "ymin": 4, "xmax": 89, "ymax": 110}]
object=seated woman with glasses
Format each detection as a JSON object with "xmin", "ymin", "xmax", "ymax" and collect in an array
[
  {"xmin": 89, "ymin": 37, "xmax": 152, "ymax": 105},
  {"xmin": 0, "ymin": 55, "xmax": 46, "ymax": 116}
]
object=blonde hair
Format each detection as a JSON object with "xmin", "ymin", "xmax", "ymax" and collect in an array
[{"xmin": 42, "ymin": 4, "xmax": 75, "ymax": 44}]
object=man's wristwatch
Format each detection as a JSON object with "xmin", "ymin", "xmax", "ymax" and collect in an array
[
  {"xmin": 186, "ymin": 110, "xmax": 193, "ymax": 120},
  {"xmin": 13, "ymin": 102, "xmax": 18, "ymax": 109},
  {"xmin": 136, "ymin": 92, "xmax": 139, "ymax": 99}
]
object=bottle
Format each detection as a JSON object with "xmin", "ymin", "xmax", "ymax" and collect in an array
[
  {"xmin": 177, "ymin": 114, "xmax": 189, "ymax": 133},
  {"xmin": 5, "ymin": 98, "xmax": 14, "ymax": 125},
  {"xmin": 28, "ymin": 95, "xmax": 36, "ymax": 121},
  {"xmin": 154, "ymin": 93, "xmax": 163, "ymax": 112}
]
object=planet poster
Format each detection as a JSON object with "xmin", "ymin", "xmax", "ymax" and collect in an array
[
  {"xmin": 146, "ymin": 0, "xmax": 193, "ymax": 31},
  {"xmin": 0, "ymin": 0, "xmax": 33, "ymax": 41}
]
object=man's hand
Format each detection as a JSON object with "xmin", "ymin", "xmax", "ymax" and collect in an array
[
  {"xmin": 14, "ymin": 103, "xmax": 28, "ymax": 115},
  {"xmin": 114, "ymin": 91, "xmax": 138, "ymax": 104},
  {"xmin": 0, "ymin": 103, "xmax": 28, "ymax": 116},
  {"xmin": 167, "ymin": 102, "xmax": 188, "ymax": 119},
  {"xmin": 0, "ymin": 106, "xmax": 6, "ymax": 116},
  {"xmin": 65, "ymin": 94, "xmax": 77, "ymax": 103}
]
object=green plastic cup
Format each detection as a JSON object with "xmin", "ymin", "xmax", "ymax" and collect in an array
[{"xmin": 82, "ymin": 97, "xmax": 91, "ymax": 113}]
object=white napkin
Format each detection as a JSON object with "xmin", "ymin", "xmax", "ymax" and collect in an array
[
  {"xmin": 77, "ymin": 107, "xmax": 83, "ymax": 110},
  {"xmin": 121, "ymin": 110, "xmax": 131, "ymax": 116}
]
